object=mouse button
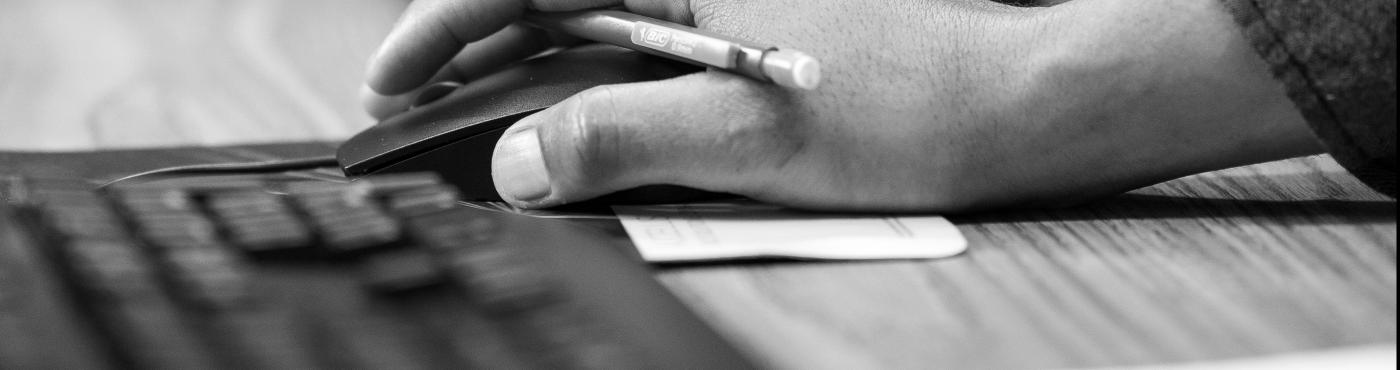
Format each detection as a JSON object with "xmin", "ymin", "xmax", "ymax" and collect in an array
[
  {"xmin": 366, "ymin": 126, "xmax": 510, "ymax": 202},
  {"xmin": 410, "ymin": 82, "xmax": 464, "ymax": 109},
  {"xmin": 339, "ymin": 78, "xmax": 559, "ymax": 176},
  {"xmin": 338, "ymin": 108, "xmax": 539, "ymax": 176},
  {"xmin": 339, "ymin": 45, "xmax": 699, "ymax": 177}
]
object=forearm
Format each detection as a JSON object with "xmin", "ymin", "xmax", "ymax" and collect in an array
[{"xmin": 1216, "ymin": 0, "xmax": 1397, "ymax": 196}]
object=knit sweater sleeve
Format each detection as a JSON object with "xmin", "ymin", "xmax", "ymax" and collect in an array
[{"xmin": 1217, "ymin": 0, "xmax": 1396, "ymax": 197}]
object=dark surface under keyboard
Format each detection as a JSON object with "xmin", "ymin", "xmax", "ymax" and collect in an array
[{"xmin": 0, "ymin": 173, "xmax": 754, "ymax": 369}]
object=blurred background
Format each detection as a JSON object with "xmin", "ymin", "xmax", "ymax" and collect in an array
[{"xmin": 0, "ymin": 0, "xmax": 404, "ymax": 149}]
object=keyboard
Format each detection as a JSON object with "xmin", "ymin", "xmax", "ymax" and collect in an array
[{"xmin": 0, "ymin": 174, "xmax": 754, "ymax": 369}]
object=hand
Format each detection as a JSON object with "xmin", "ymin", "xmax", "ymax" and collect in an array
[{"xmin": 363, "ymin": 0, "xmax": 1323, "ymax": 212}]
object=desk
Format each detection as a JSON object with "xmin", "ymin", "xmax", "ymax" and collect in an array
[{"xmin": 2, "ymin": 0, "xmax": 1394, "ymax": 368}]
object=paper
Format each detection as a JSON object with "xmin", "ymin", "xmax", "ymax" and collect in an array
[{"xmin": 613, "ymin": 201, "xmax": 967, "ymax": 262}]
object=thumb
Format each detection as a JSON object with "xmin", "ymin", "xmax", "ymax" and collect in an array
[{"xmin": 490, "ymin": 73, "xmax": 803, "ymax": 208}]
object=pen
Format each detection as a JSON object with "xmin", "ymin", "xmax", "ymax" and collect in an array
[{"xmin": 522, "ymin": 10, "xmax": 822, "ymax": 90}]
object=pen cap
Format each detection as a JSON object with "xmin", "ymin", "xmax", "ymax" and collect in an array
[{"xmin": 760, "ymin": 49, "xmax": 821, "ymax": 90}]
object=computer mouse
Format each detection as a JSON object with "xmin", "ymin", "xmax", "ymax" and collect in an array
[{"xmin": 337, "ymin": 44, "xmax": 699, "ymax": 201}]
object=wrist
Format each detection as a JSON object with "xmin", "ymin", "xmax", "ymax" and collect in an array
[{"xmin": 1018, "ymin": 0, "xmax": 1321, "ymax": 195}]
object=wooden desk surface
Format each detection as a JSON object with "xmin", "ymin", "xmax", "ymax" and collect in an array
[{"xmin": 2, "ymin": 0, "xmax": 1394, "ymax": 368}]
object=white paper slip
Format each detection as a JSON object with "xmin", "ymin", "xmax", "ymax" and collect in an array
[{"xmin": 612, "ymin": 202, "xmax": 968, "ymax": 262}]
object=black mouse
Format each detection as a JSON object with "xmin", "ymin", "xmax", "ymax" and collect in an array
[{"xmin": 337, "ymin": 44, "xmax": 699, "ymax": 201}]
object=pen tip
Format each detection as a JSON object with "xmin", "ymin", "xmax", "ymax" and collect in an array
[{"xmin": 763, "ymin": 49, "xmax": 822, "ymax": 90}]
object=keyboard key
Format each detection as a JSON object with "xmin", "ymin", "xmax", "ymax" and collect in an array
[
  {"xmin": 406, "ymin": 211, "xmax": 641, "ymax": 369},
  {"xmin": 62, "ymin": 238, "xmax": 163, "ymax": 302},
  {"xmin": 0, "ymin": 205, "xmax": 111, "ymax": 369},
  {"xmin": 355, "ymin": 173, "xmax": 445, "ymax": 195},
  {"xmin": 3, "ymin": 174, "xmax": 756, "ymax": 369},
  {"xmin": 20, "ymin": 178, "xmax": 102, "ymax": 206},
  {"xmin": 382, "ymin": 184, "xmax": 462, "ymax": 218},
  {"xmin": 51, "ymin": 238, "xmax": 219, "ymax": 368},
  {"xmin": 116, "ymin": 187, "xmax": 201, "ymax": 214},
  {"xmin": 445, "ymin": 246, "xmax": 561, "ymax": 314},
  {"xmin": 110, "ymin": 177, "xmax": 265, "ymax": 197},
  {"xmin": 132, "ymin": 213, "xmax": 223, "ymax": 249},
  {"xmin": 223, "ymin": 216, "xmax": 316, "ymax": 254},
  {"xmin": 290, "ymin": 186, "xmax": 404, "ymax": 255},
  {"xmin": 160, "ymin": 245, "xmax": 253, "ymax": 309},
  {"xmin": 114, "ymin": 189, "xmax": 228, "ymax": 251},
  {"xmin": 408, "ymin": 207, "xmax": 501, "ymax": 246},
  {"xmin": 204, "ymin": 190, "xmax": 314, "ymax": 256},
  {"xmin": 315, "ymin": 211, "xmax": 403, "ymax": 254},
  {"xmin": 37, "ymin": 205, "xmax": 130, "ymax": 241},
  {"xmin": 22, "ymin": 184, "xmax": 129, "ymax": 241}
]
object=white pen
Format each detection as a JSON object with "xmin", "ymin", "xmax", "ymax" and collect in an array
[{"xmin": 523, "ymin": 10, "xmax": 822, "ymax": 90}]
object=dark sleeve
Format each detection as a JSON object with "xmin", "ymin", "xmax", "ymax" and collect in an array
[{"xmin": 1217, "ymin": 0, "xmax": 1396, "ymax": 197}]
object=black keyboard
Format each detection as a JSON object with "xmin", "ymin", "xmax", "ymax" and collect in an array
[{"xmin": 0, "ymin": 174, "xmax": 754, "ymax": 369}]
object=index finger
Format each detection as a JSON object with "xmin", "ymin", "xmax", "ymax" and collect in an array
[{"xmin": 366, "ymin": 0, "xmax": 623, "ymax": 95}]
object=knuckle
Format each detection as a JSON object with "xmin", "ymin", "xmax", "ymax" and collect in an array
[
  {"xmin": 706, "ymin": 78, "xmax": 804, "ymax": 174},
  {"xmin": 689, "ymin": 0, "xmax": 746, "ymax": 36},
  {"xmin": 557, "ymin": 86, "xmax": 625, "ymax": 181},
  {"xmin": 689, "ymin": 0, "xmax": 725, "ymax": 28},
  {"xmin": 625, "ymin": 0, "xmax": 691, "ymax": 22}
]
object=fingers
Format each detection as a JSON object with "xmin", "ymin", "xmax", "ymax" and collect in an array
[
  {"xmin": 491, "ymin": 73, "xmax": 803, "ymax": 208},
  {"xmin": 366, "ymin": 0, "xmax": 701, "ymax": 96},
  {"xmin": 360, "ymin": 84, "xmax": 416, "ymax": 121},
  {"xmin": 367, "ymin": 0, "xmax": 527, "ymax": 94},
  {"xmin": 440, "ymin": 24, "xmax": 579, "ymax": 84},
  {"xmin": 360, "ymin": 81, "xmax": 462, "ymax": 121},
  {"xmin": 366, "ymin": 0, "xmax": 631, "ymax": 95},
  {"xmin": 362, "ymin": 24, "xmax": 566, "ymax": 120}
]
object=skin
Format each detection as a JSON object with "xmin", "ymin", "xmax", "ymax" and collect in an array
[{"xmin": 362, "ymin": 0, "xmax": 1324, "ymax": 212}]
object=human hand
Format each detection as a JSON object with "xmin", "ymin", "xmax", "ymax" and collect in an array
[{"xmin": 363, "ymin": 0, "xmax": 1323, "ymax": 212}]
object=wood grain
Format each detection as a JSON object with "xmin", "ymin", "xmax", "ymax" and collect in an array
[
  {"xmin": 1, "ymin": 1, "xmax": 1394, "ymax": 369},
  {"xmin": 655, "ymin": 156, "xmax": 1394, "ymax": 369}
]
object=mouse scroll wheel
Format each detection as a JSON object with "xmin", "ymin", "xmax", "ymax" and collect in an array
[{"xmin": 410, "ymin": 82, "xmax": 464, "ymax": 110}]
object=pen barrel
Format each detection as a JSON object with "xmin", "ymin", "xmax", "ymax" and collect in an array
[
  {"xmin": 524, "ymin": 11, "xmax": 774, "ymax": 82},
  {"xmin": 525, "ymin": 10, "xmax": 819, "ymax": 89},
  {"xmin": 523, "ymin": 11, "xmax": 636, "ymax": 46}
]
